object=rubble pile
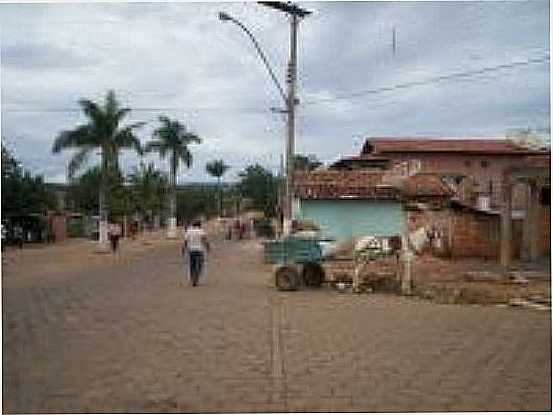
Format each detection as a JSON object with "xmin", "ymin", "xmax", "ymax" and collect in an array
[{"xmin": 355, "ymin": 258, "xmax": 399, "ymax": 293}]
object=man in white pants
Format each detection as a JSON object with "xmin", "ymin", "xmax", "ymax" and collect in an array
[{"xmin": 182, "ymin": 219, "xmax": 210, "ymax": 286}]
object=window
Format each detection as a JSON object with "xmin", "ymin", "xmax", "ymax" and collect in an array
[
  {"xmin": 463, "ymin": 160, "xmax": 472, "ymax": 167},
  {"xmin": 481, "ymin": 160, "xmax": 490, "ymax": 168}
]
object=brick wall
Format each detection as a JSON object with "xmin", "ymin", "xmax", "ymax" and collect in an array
[
  {"xmin": 50, "ymin": 215, "xmax": 67, "ymax": 243},
  {"xmin": 450, "ymin": 212, "xmax": 499, "ymax": 259},
  {"xmin": 449, "ymin": 211, "xmax": 525, "ymax": 260},
  {"xmin": 384, "ymin": 153, "xmax": 533, "ymax": 209}
]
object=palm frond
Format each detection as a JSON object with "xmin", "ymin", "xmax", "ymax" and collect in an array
[
  {"xmin": 52, "ymin": 125, "xmax": 95, "ymax": 153},
  {"xmin": 115, "ymin": 125, "xmax": 144, "ymax": 155},
  {"xmin": 181, "ymin": 131, "xmax": 202, "ymax": 145},
  {"xmin": 115, "ymin": 107, "xmax": 132, "ymax": 123},
  {"xmin": 179, "ymin": 149, "xmax": 193, "ymax": 169},
  {"xmin": 78, "ymin": 99, "xmax": 105, "ymax": 127},
  {"xmin": 67, "ymin": 146, "xmax": 94, "ymax": 178}
]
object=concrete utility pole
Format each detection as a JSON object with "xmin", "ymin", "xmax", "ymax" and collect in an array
[
  {"xmin": 220, "ymin": 2, "xmax": 311, "ymax": 236},
  {"xmin": 259, "ymin": 1, "xmax": 311, "ymax": 236}
]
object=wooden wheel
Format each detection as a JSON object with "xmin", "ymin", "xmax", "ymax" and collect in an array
[
  {"xmin": 302, "ymin": 262, "xmax": 325, "ymax": 287},
  {"xmin": 275, "ymin": 266, "xmax": 300, "ymax": 291}
]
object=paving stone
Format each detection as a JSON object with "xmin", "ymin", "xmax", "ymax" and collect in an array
[{"xmin": 2, "ymin": 236, "xmax": 551, "ymax": 412}]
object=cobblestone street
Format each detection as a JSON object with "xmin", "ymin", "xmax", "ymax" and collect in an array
[{"xmin": 2, "ymin": 236, "xmax": 551, "ymax": 413}]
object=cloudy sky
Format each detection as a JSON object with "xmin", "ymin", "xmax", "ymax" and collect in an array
[{"xmin": 1, "ymin": 0, "xmax": 550, "ymax": 183}]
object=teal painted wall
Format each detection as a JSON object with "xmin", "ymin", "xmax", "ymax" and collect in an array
[{"xmin": 299, "ymin": 199, "xmax": 404, "ymax": 241}]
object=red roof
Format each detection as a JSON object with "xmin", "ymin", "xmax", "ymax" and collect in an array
[
  {"xmin": 402, "ymin": 174, "xmax": 453, "ymax": 198},
  {"xmin": 294, "ymin": 170, "xmax": 451, "ymax": 199},
  {"xmin": 363, "ymin": 137, "xmax": 550, "ymax": 155},
  {"xmin": 294, "ymin": 170, "xmax": 399, "ymax": 199}
]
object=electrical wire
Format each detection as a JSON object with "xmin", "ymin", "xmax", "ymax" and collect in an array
[
  {"xmin": 2, "ymin": 55, "xmax": 548, "ymax": 114},
  {"xmin": 2, "ymin": 106, "xmax": 269, "ymax": 114},
  {"xmin": 303, "ymin": 54, "xmax": 550, "ymax": 105}
]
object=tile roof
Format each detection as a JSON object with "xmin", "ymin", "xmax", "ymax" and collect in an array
[
  {"xmin": 363, "ymin": 137, "xmax": 550, "ymax": 155},
  {"xmin": 294, "ymin": 170, "xmax": 399, "ymax": 199},
  {"xmin": 402, "ymin": 173, "xmax": 453, "ymax": 198},
  {"xmin": 294, "ymin": 170, "xmax": 451, "ymax": 199}
]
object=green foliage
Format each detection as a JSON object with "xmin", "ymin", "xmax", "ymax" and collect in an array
[
  {"xmin": 176, "ymin": 187, "xmax": 219, "ymax": 223},
  {"xmin": 146, "ymin": 116, "xmax": 202, "ymax": 181},
  {"xmin": 52, "ymin": 90, "xmax": 144, "ymax": 178},
  {"xmin": 128, "ymin": 162, "xmax": 168, "ymax": 219},
  {"xmin": 205, "ymin": 159, "xmax": 229, "ymax": 179},
  {"xmin": 237, "ymin": 164, "xmax": 279, "ymax": 216},
  {"xmin": 1, "ymin": 144, "xmax": 57, "ymax": 216},
  {"xmin": 146, "ymin": 116, "xmax": 203, "ymax": 220},
  {"xmin": 66, "ymin": 166, "xmax": 102, "ymax": 214},
  {"xmin": 206, "ymin": 159, "xmax": 230, "ymax": 216},
  {"xmin": 66, "ymin": 166, "xmax": 126, "ymax": 215}
]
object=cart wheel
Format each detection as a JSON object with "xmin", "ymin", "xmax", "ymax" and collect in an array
[
  {"xmin": 302, "ymin": 263, "xmax": 325, "ymax": 287},
  {"xmin": 275, "ymin": 266, "xmax": 300, "ymax": 291}
]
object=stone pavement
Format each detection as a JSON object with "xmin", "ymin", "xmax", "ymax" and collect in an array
[{"xmin": 2, "ymin": 236, "xmax": 551, "ymax": 412}]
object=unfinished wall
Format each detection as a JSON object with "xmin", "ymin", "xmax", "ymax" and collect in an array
[
  {"xmin": 385, "ymin": 153, "xmax": 532, "ymax": 209},
  {"xmin": 448, "ymin": 211, "xmax": 525, "ymax": 260},
  {"xmin": 406, "ymin": 207, "xmax": 540, "ymax": 261}
]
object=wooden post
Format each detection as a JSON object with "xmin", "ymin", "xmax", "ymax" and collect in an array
[
  {"xmin": 500, "ymin": 173, "xmax": 512, "ymax": 271},
  {"xmin": 529, "ymin": 180, "xmax": 540, "ymax": 260},
  {"xmin": 521, "ymin": 180, "xmax": 532, "ymax": 261}
]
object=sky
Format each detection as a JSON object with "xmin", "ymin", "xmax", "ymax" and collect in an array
[{"xmin": 1, "ymin": 0, "xmax": 550, "ymax": 183}]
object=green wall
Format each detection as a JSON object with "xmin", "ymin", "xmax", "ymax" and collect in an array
[{"xmin": 299, "ymin": 199, "xmax": 404, "ymax": 241}]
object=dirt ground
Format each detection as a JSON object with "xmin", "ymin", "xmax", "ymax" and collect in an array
[
  {"xmin": 2, "ymin": 231, "xmax": 551, "ymax": 412},
  {"xmin": 411, "ymin": 254, "xmax": 551, "ymax": 305}
]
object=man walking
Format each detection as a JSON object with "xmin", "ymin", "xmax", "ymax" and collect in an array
[
  {"xmin": 108, "ymin": 222, "xmax": 121, "ymax": 253},
  {"xmin": 183, "ymin": 219, "xmax": 210, "ymax": 286}
]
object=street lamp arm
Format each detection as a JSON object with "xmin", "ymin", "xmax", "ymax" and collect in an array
[{"xmin": 222, "ymin": 15, "xmax": 287, "ymax": 104}]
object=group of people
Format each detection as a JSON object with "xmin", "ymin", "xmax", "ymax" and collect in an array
[{"xmin": 226, "ymin": 218, "xmax": 254, "ymax": 240}]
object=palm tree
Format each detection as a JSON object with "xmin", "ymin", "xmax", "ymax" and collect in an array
[
  {"xmin": 206, "ymin": 159, "xmax": 230, "ymax": 217},
  {"xmin": 52, "ymin": 90, "xmax": 143, "ymax": 250},
  {"xmin": 146, "ymin": 116, "xmax": 201, "ymax": 238}
]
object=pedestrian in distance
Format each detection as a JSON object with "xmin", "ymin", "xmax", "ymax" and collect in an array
[
  {"xmin": 13, "ymin": 225, "xmax": 24, "ymax": 249},
  {"xmin": 182, "ymin": 219, "xmax": 210, "ymax": 287},
  {"xmin": 108, "ymin": 222, "xmax": 121, "ymax": 253}
]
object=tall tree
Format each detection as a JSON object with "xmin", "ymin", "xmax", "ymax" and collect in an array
[
  {"xmin": 238, "ymin": 164, "xmax": 278, "ymax": 216},
  {"xmin": 128, "ymin": 162, "xmax": 168, "ymax": 223},
  {"xmin": 51, "ymin": 90, "xmax": 143, "ymax": 249},
  {"xmin": 2, "ymin": 144, "xmax": 57, "ymax": 217},
  {"xmin": 205, "ymin": 159, "xmax": 230, "ymax": 217},
  {"xmin": 146, "ymin": 116, "xmax": 202, "ymax": 238}
]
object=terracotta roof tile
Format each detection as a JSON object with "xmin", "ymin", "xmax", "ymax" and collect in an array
[
  {"xmin": 402, "ymin": 173, "xmax": 453, "ymax": 197},
  {"xmin": 294, "ymin": 170, "xmax": 398, "ymax": 199}
]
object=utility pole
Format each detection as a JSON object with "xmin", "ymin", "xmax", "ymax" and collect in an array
[{"xmin": 259, "ymin": 1, "xmax": 311, "ymax": 235}]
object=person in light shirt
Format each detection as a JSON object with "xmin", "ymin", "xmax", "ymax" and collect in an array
[{"xmin": 182, "ymin": 219, "xmax": 210, "ymax": 286}]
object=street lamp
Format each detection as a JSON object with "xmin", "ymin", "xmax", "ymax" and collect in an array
[
  {"xmin": 219, "ymin": 3, "xmax": 311, "ymax": 236},
  {"xmin": 218, "ymin": 11, "xmax": 287, "ymax": 103}
]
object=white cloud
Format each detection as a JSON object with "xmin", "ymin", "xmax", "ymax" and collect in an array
[{"xmin": 0, "ymin": 1, "xmax": 549, "ymax": 182}]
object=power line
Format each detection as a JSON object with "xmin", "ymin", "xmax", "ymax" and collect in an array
[
  {"xmin": 2, "ymin": 106, "xmax": 269, "ymax": 114},
  {"xmin": 303, "ymin": 54, "xmax": 550, "ymax": 105},
  {"xmin": 2, "ymin": 55, "xmax": 548, "ymax": 114}
]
